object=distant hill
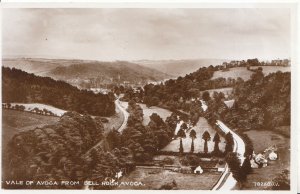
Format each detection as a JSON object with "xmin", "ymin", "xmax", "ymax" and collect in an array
[
  {"xmin": 2, "ymin": 58, "xmax": 171, "ymax": 87},
  {"xmin": 48, "ymin": 61, "xmax": 171, "ymax": 85},
  {"xmin": 133, "ymin": 59, "xmax": 229, "ymax": 77}
]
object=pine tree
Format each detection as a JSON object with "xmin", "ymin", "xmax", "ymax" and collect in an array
[
  {"xmin": 213, "ymin": 133, "xmax": 221, "ymax": 155},
  {"xmin": 202, "ymin": 131, "xmax": 211, "ymax": 153},
  {"xmin": 225, "ymin": 132, "xmax": 234, "ymax": 153},
  {"xmin": 179, "ymin": 138, "xmax": 184, "ymax": 154},
  {"xmin": 189, "ymin": 129, "xmax": 196, "ymax": 153}
]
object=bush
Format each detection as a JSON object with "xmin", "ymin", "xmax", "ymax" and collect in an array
[
  {"xmin": 180, "ymin": 155, "xmax": 200, "ymax": 166},
  {"xmin": 162, "ymin": 157, "xmax": 174, "ymax": 165}
]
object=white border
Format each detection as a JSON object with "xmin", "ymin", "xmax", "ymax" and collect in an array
[{"xmin": 0, "ymin": 1, "xmax": 299, "ymax": 194}]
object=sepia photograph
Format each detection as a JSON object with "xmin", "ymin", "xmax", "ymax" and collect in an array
[{"xmin": 0, "ymin": 2, "xmax": 297, "ymax": 192}]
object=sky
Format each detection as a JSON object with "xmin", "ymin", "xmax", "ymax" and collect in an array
[{"xmin": 2, "ymin": 8, "xmax": 291, "ymax": 61}]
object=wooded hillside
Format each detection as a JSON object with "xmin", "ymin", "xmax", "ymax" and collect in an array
[{"xmin": 2, "ymin": 67, "xmax": 115, "ymax": 116}]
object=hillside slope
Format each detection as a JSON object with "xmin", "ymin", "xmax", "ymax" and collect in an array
[
  {"xmin": 2, "ymin": 112, "xmax": 104, "ymax": 189},
  {"xmin": 2, "ymin": 67, "xmax": 115, "ymax": 116},
  {"xmin": 3, "ymin": 58, "xmax": 171, "ymax": 87}
]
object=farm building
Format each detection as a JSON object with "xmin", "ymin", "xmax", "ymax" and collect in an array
[{"xmin": 194, "ymin": 166, "xmax": 203, "ymax": 174}]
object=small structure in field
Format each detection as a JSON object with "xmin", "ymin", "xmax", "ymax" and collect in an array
[
  {"xmin": 268, "ymin": 151, "xmax": 278, "ymax": 161},
  {"xmin": 194, "ymin": 166, "xmax": 203, "ymax": 174}
]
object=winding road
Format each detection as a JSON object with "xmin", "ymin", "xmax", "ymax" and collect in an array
[
  {"xmin": 83, "ymin": 98, "xmax": 129, "ymax": 189},
  {"xmin": 114, "ymin": 99, "xmax": 129, "ymax": 133},
  {"xmin": 212, "ymin": 120, "xmax": 245, "ymax": 190},
  {"xmin": 82, "ymin": 98, "xmax": 129, "ymax": 158}
]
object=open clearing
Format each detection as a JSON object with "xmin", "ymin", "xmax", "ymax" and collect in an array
[
  {"xmin": 251, "ymin": 66, "xmax": 290, "ymax": 76},
  {"xmin": 139, "ymin": 103, "xmax": 172, "ymax": 126},
  {"xmin": 212, "ymin": 67, "xmax": 253, "ymax": 80},
  {"xmin": 117, "ymin": 167, "xmax": 221, "ymax": 190},
  {"xmin": 162, "ymin": 117, "xmax": 225, "ymax": 153},
  {"xmin": 242, "ymin": 130, "xmax": 290, "ymax": 190},
  {"xmin": 212, "ymin": 66, "xmax": 290, "ymax": 81},
  {"xmin": 2, "ymin": 109, "xmax": 59, "ymax": 149},
  {"xmin": 9, "ymin": 103, "xmax": 66, "ymax": 116}
]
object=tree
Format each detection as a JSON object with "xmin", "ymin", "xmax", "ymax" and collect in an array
[
  {"xmin": 179, "ymin": 138, "xmax": 184, "ymax": 154},
  {"xmin": 225, "ymin": 152, "xmax": 242, "ymax": 183},
  {"xmin": 212, "ymin": 133, "xmax": 221, "ymax": 155},
  {"xmin": 177, "ymin": 129, "xmax": 186, "ymax": 154},
  {"xmin": 202, "ymin": 91, "xmax": 211, "ymax": 102},
  {"xmin": 202, "ymin": 131, "xmax": 211, "ymax": 153},
  {"xmin": 189, "ymin": 129, "xmax": 197, "ymax": 153},
  {"xmin": 240, "ymin": 156, "xmax": 252, "ymax": 178},
  {"xmin": 106, "ymin": 128, "xmax": 121, "ymax": 149},
  {"xmin": 177, "ymin": 129, "xmax": 186, "ymax": 139},
  {"xmin": 180, "ymin": 122, "xmax": 188, "ymax": 131},
  {"xmin": 225, "ymin": 132, "xmax": 234, "ymax": 153}
]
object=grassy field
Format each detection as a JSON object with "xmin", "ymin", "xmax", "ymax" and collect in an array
[
  {"xmin": 161, "ymin": 117, "xmax": 225, "ymax": 153},
  {"xmin": 2, "ymin": 109, "xmax": 59, "ymax": 150},
  {"xmin": 117, "ymin": 167, "xmax": 221, "ymax": 190},
  {"xmin": 212, "ymin": 67, "xmax": 253, "ymax": 80},
  {"xmin": 242, "ymin": 130, "xmax": 290, "ymax": 190},
  {"xmin": 139, "ymin": 103, "xmax": 172, "ymax": 126},
  {"xmin": 251, "ymin": 66, "xmax": 290, "ymax": 76},
  {"xmin": 8, "ymin": 103, "xmax": 66, "ymax": 116},
  {"xmin": 212, "ymin": 66, "xmax": 290, "ymax": 81}
]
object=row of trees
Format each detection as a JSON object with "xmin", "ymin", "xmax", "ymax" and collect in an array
[
  {"xmin": 3, "ymin": 103, "xmax": 57, "ymax": 116},
  {"xmin": 2, "ymin": 67, "xmax": 115, "ymax": 116}
]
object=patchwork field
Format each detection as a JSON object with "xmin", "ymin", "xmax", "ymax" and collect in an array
[
  {"xmin": 2, "ymin": 109, "xmax": 59, "ymax": 149},
  {"xmin": 139, "ymin": 103, "xmax": 172, "ymax": 126},
  {"xmin": 117, "ymin": 167, "xmax": 221, "ymax": 190},
  {"xmin": 243, "ymin": 130, "xmax": 290, "ymax": 190},
  {"xmin": 162, "ymin": 117, "xmax": 225, "ymax": 153}
]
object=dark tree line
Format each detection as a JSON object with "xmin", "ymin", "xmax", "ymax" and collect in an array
[{"xmin": 2, "ymin": 67, "xmax": 115, "ymax": 116}]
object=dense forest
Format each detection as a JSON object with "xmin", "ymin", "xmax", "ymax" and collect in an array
[
  {"xmin": 212, "ymin": 70, "xmax": 290, "ymax": 135},
  {"xmin": 3, "ymin": 112, "xmax": 108, "ymax": 189},
  {"xmin": 122, "ymin": 64, "xmax": 290, "ymax": 135},
  {"xmin": 107, "ymin": 100, "xmax": 177, "ymax": 162},
  {"xmin": 2, "ymin": 67, "xmax": 115, "ymax": 116}
]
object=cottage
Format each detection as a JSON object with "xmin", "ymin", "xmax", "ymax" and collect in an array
[
  {"xmin": 254, "ymin": 153, "xmax": 268, "ymax": 168},
  {"xmin": 194, "ymin": 166, "xmax": 203, "ymax": 174},
  {"xmin": 250, "ymin": 159, "xmax": 259, "ymax": 169},
  {"xmin": 268, "ymin": 151, "xmax": 278, "ymax": 161},
  {"xmin": 263, "ymin": 146, "xmax": 278, "ymax": 161}
]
